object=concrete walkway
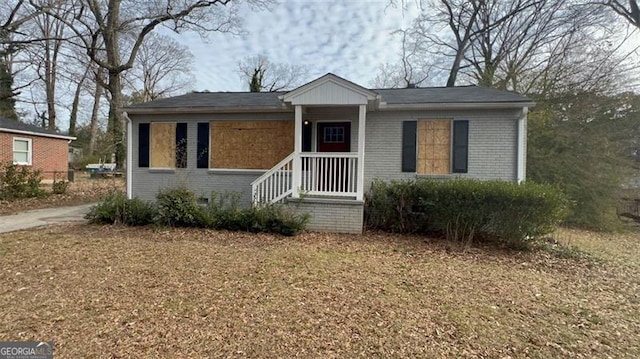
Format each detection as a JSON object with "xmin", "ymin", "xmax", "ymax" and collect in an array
[{"xmin": 0, "ymin": 203, "xmax": 95, "ymax": 234}]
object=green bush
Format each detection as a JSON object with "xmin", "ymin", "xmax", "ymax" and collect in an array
[
  {"xmin": 155, "ymin": 187, "xmax": 210, "ymax": 227},
  {"xmin": 0, "ymin": 162, "xmax": 44, "ymax": 200},
  {"xmin": 205, "ymin": 192, "xmax": 310, "ymax": 235},
  {"xmin": 85, "ymin": 191, "xmax": 156, "ymax": 226},
  {"xmin": 52, "ymin": 180, "xmax": 69, "ymax": 194},
  {"xmin": 365, "ymin": 179, "xmax": 568, "ymax": 248},
  {"xmin": 86, "ymin": 187, "xmax": 310, "ymax": 236}
]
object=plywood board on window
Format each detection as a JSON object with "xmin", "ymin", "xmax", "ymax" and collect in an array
[
  {"xmin": 417, "ymin": 120, "xmax": 451, "ymax": 175},
  {"xmin": 210, "ymin": 121, "xmax": 294, "ymax": 169},
  {"xmin": 150, "ymin": 123, "xmax": 175, "ymax": 168}
]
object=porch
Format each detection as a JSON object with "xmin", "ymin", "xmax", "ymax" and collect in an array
[{"xmin": 251, "ymin": 74, "xmax": 378, "ymax": 206}]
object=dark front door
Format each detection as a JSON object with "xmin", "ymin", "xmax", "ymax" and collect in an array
[
  {"xmin": 317, "ymin": 122, "xmax": 351, "ymax": 152},
  {"xmin": 315, "ymin": 122, "xmax": 351, "ymax": 193}
]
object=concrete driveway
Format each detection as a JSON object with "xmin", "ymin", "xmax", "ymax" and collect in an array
[{"xmin": 0, "ymin": 203, "xmax": 95, "ymax": 234}]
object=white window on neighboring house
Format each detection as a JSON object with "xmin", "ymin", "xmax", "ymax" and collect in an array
[{"xmin": 13, "ymin": 137, "xmax": 32, "ymax": 165}]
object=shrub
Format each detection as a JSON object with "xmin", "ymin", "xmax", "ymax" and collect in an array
[
  {"xmin": 0, "ymin": 162, "xmax": 44, "ymax": 200},
  {"xmin": 245, "ymin": 205, "xmax": 310, "ymax": 236},
  {"xmin": 85, "ymin": 191, "xmax": 156, "ymax": 225},
  {"xmin": 155, "ymin": 187, "xmax": 210, "ymax": 227},
  {"xmin": 365, "ymin": 179, "xmax": 568, "ymax": 248},
  {"xmin": 86, "ymin": 187, "xmax": 310, "ymax": 236},
  {"xmin": 205, "ymin": 192, "xmax": 310, "ymax": 235},
  {"xmin": 52, "ymin": 180, "xmax": 69, "ymax": 194}
]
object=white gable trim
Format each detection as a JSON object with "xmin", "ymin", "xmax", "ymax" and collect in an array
[{"xmin": 281, "ymin": 73, "xmax": 378, "ymax": 106}]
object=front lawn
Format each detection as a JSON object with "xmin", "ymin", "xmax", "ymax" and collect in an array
[{"xmin": 0, "ymin": 225, "xmax": 638, "ymax": 357}]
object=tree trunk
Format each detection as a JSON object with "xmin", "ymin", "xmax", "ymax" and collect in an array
[
  {"xmin": 88, "ymin": 79, "xmax": 102, "ymax": 156},
  {"xmin": 446, "ymin": 50, "xmax": 465, "ymax": 87},
  {"xmin": 106, "ymin": 70, "xmax": 125, "ymax": 168},
  {"xmin": 67, "ymin": 70, "xmax": 86, "ymax": 136}
]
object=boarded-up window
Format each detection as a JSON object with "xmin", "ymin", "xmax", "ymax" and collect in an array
[
  {"xmin": 210, "ymin": 120, "xmax": 294, "ymax": 169},
  {"xmin": 417, "ymin": 120, "xmax": 451, "ymax": 175},
  {"xmin": 150, "ymin": 123, "xmax": 176, "ymax": 168}
]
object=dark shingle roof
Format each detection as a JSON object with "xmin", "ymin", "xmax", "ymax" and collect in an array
[
  {"xmin": 128, "ymin": 91, "xmax": 287, "ymax": 109},
  {"xmin": 125, "ymin": 86, "xmax": 532, "ymax": 111},
  {"xmin": 0, "ymin": 116, "xmax": 74, "ymax": 139},
  {"xmin": 375, "ymin": 86, "xmax": 532, "ymax": 104}
]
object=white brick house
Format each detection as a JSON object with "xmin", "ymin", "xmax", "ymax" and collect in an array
[{"xmin": 124, "ymin": 73, "xmax": 534, "ymax": 233}]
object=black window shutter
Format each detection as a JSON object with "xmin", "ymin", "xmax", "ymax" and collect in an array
[
  {"xmin": 138, "ymin": 123, "xmax": 150, "ymax": 168},
  {"xmin": 196, "ymin": 123, "xmax": 209, "ymax": 168},
  {"xmin": 402, "ymin": 121, "xmax": 417, "ymax": 172},
  {"xmin": 452, "ymin": 120, "xmax": 469, "ymax": 173},
  {"xmin": 176, "ymin": 123, "xmax": 188, "ymax": 168}
]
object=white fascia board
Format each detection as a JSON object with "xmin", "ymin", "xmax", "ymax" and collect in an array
[{"xmin": 0, "ymin": 128, "xmax": 76, "ymax": 141}]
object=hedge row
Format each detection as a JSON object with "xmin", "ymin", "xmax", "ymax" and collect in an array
[
  {"xmin": 365, "ymin": 179, "xmax": 568, "ymax": 248},
  {"xmin": 85, "ymin": 188, "xmax": 310, "ymax": 236}
]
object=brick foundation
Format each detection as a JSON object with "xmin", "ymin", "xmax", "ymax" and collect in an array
[{"xmin": 287, "ymin": 197, "xmax": 364, "ymax": 234}]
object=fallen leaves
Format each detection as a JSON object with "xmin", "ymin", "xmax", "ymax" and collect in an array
[
  {"xmin": 0, "ymin": 224, "xmax": 638, "ymax": 358},
  {"xmin": 0, "ymin": 174, "xmax": 124, "ymax": 215}
]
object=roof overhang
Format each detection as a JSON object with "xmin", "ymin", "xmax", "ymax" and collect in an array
[
  {"xmin": 280, "ymin": 73, "xmax": 379, "ymax": 106},
  {"xmin": 377, "ymin": 101, "xmax": 536, "ymax": 111},
  {"xmin": 124, "ymin": 106, "xmax": 292, "ymax": 115},
  {"xmin": 0, "ymin": 127, "xmax": 76, "ymax": 140}
]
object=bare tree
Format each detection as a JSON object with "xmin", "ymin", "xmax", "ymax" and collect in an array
[
  {"xmin": 124, "ymin": 33, "xmax": 194, "ymax": 103},
  {"xmin": 238, "ymin": 54, "xmax": 310, "ymax": 92},
  {"xmin": 459, "ymin": 0, "xmax": 632, "ymax": 94},
  {"xmin": 413, "ymin": 0, "xmax": 542, "ymax": 87},
  {"xmin": 372, "ymin": 29, "xmax": 433, "ymax": 88},
  {"xmin": 23, "ymin": 1, "xmax": 75, "ymax": 130},
  {"xmin": 33, "ymin": 0, "xmax": 270, "ymax": 167},
  {"xmin": 600, "ymin": 0, "xmax": 640, "ymax": 28}
]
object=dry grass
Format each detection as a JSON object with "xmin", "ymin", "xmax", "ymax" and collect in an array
[
  {"xmin": 0, "ymin": 172, "xmax": 124, "ymax": 215},
  {"xmin": 0, "ymin": 225, "xmax": 639, "ymax": 358}
]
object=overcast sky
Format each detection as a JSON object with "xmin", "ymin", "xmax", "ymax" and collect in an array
[{"xmin": 171, "ymin": 0, "xmax": 421, "ymax": 92}]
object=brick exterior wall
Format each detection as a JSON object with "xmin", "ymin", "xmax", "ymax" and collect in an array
[
  {"xmin": 288, "ymin": 198, "xmax": 364, "ymax": 234},
  {"xmin": 0, "ymin": 131, "xmax": 70, "ymax": 181}
]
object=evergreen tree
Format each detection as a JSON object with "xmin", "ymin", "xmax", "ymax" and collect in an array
[
  {"xmin": 249, "ymin": 67, "xmax": 264, "ymax": 92},
  {"xmin": 0, "ymin": 56, "xmax": 18, "ymax": 120}
]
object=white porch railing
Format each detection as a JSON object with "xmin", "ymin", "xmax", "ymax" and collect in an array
[
  {"xmin": 251, "ymin": 153, "xmax": 294, "ymax": 205},
  {"xmin": 251, "ymin": 152, "xmax": 359, "ymax": 205},
  {"xmin": 300, "ymin": 152, "xmax": 358, "ymax": 197}
]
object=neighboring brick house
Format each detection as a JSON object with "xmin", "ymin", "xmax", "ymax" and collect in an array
[
  {"xmin": 124, "ymin": 73, "xmax": 534, "ymax": 233},
  {"xmin": 0, "ymin": 117, "xmax": 76, "ymax": 181}
]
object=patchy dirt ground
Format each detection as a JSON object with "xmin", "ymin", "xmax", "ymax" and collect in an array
[
  {"xmin": 0, "ymin": 173, "xmax": 124, "ymax": 215},
  {"xmin": 0, "ymin": 225, "xmax": 638, "ymax": 358}
]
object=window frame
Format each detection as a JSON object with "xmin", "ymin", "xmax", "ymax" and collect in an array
[
  {"xmin": 403, "ymin": 119, "xmax": 469, "ymax": 175},
  {"xmin": 13, "ymin": 137, "xmax": 32, "ymax": 166}
]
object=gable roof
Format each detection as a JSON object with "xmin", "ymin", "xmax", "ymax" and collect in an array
[
  {"xmin": 124, "ymin": 75, "xmax": 534, "ymax": 114},
  {"xmin": 280, "ymin": 73, "xmax": 379, "ymax": 105},
  {"xmin": 0, "ymin": 117, "xmax": 75, "ymax": 140}
]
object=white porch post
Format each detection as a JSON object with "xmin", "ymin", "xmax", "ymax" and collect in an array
[
  {"xmin": 292, "ymin": 105, "xmax": 303, "ymax": 198},
  {"xmin": 516, "ymin": 107, "xmax": 528, "ymax": 183},
  {"xmin": 356, "ymin": 104, "xmax": 366, "ymax": 201}
]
